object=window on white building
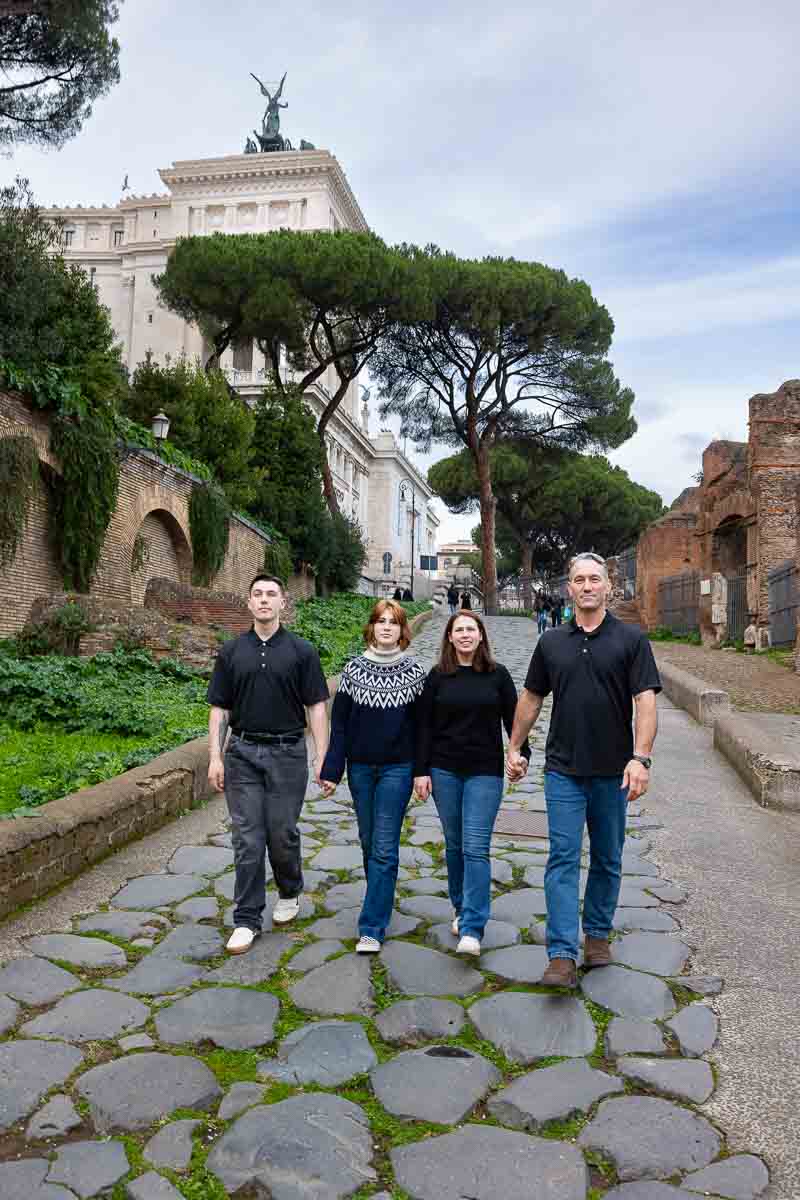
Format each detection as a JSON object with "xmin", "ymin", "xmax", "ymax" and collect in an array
[
  {"xmin": 232, "ymin": 338, "xmax": 253, "ymax": 373},
  {"xmin": 62, "ymin": 229, "xmax": 75, "ymax": 247},
  {"xmin": 383, "ymin": 552, "xmax": 392, "ymax": 574},
  {"xmin": 113, "ymin": 228, "xmax": 123, "ymax": 246}
]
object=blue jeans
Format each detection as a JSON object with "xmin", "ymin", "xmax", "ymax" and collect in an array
[
  {"xmin": 347, "ymin": 761, "xmax": 413, "ymax": 941},
  {"xmin": 537, "ymin": 611, "xmax": 548, "ymax": 634},
  {"xmin": 431, "ymin": 768, "xmax": 504, "ymax": 939},
  {"xmin": 544, "ymin": 771, "xmax": 628, "ymax": 961}
]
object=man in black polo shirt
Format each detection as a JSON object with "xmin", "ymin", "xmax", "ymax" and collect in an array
[
  {"xmin": 507, "ymin": 553, "xmax": 661, "ymax": 989},
  {"xmin": 207, "ymin": 574, "xmax": 330, "ymax": 954}
]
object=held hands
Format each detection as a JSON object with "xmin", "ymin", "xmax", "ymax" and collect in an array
[
  {"xmin": 505, "ymin": 750, "xmax": 528, "ymax": 782},
  {"xmin": 208, "ymin": 756, "xmax": 225, "ymax": 793},
  {"xmin": 623, "ymin": 759, "xmax": 650, "ymax": 802},
  {"xmin": 414, "ymin": 775, "xmax": 432, "ymax": 801},
  {"xmin": 319, "ymin": 779, "xmax": 337, "ymax": 799}
]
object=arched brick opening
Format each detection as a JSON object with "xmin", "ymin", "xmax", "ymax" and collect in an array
[
  {"xmin": 130, "ymin": 508, "xmax": 192, "ymax": 605},
  {"xmin": 711, "ymin": 514, "xmax": 748, "ymax": 576}
]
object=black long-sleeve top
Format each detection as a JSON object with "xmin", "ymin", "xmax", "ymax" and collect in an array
[{"xmin": 414, "ymin": 664, "xmax": 531, "ymax": 779}]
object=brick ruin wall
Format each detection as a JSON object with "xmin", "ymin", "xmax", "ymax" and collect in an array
[{"xmin": 0, "ymin": 390, "xmax": 314, "ymax": 642}]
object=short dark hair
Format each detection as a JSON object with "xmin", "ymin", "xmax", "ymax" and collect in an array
[{"xmin": 249, "ymin": 573, "xmax": 285, "ymax": 595}]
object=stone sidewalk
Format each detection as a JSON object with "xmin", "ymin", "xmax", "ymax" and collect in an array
[{"xmin": 0, "ymin": 614, "xmax": 777, "ymax": 1198}]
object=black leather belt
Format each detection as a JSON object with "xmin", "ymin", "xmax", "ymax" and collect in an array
[{"xmin": 232, "ymin": 729, "xmax": 304, "ymax": 745}]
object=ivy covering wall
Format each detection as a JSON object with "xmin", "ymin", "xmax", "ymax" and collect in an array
[{"xmin": 0, "ymin": 433, "xmax": 39, "ymax": 568}]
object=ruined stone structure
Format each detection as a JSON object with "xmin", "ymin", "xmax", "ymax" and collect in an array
[{"xmin": 628, "ymin": 380, "xmax": 800, "ymax": 661}]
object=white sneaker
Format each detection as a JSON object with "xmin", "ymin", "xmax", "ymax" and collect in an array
[
  {"xmin": 226, "ymin": 927, "xmax": 256, "ymax": 954},
  {"xmin": 356, "ymin": 936, "xmax": 381, "ymax": 954},
  {"xmin": 272, "ymin": 895, "xmax": 301, "ymax": 924},
  {"xmin": 451, "ymin": 914, "xmax": 460, "ymax": 936},
  {"xmin": 457, "ymin": 935, "xmax": 481, "ymax": 957}
]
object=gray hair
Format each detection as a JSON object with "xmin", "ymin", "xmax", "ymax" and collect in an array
[{"xmin": 568, "ymin": 552, "xmax": 609, "ymax": 580}]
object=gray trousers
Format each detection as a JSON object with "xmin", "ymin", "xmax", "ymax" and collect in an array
[{"xmin": 224, "ymin": 734, "xmax": 308, "ymax": 931}]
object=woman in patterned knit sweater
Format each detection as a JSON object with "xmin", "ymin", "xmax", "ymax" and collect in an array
[{"xmin": 320, "ymin": 599, "xmax": 426, "ymax": 953}]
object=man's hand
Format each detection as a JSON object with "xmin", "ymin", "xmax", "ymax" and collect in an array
[
  {"xmin": 506, "ymin": 750, "xmax": 528, "ymax": 782},
  {"xmin": 319, "ymin": 779, "xmax": 337, "ymax": 798},
  {"xmin": 414, "ymin": 775, "xmax": 432, "ymax": 800},
  {"xmin": 208, "ymin": 756, "xmax": 225, "ymax": 793},
  {"xmin": 622, "ymin": 759, "xmax": 649, "ymax": 802}
]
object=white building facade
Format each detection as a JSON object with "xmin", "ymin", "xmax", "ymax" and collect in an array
[{"xmin": 44, "ymin": 149, "xmax": 439, "ymax": 594}]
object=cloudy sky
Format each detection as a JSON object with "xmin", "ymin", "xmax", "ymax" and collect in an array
[{"xmin": 10, "ymin": 0, "xmax": 800, "ymax": 541}]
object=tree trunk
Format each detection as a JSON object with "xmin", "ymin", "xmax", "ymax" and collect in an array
[
  {"xmin": 319, "ymin": 440, "xmax": 340, "ymax": 516},
  {"xmin": 521, "ymin": 543, "xmax": 534, "ymax": 610},
  {"xmin": 476, "ymin": 448, "xmax": 498, "ymax": 615}
]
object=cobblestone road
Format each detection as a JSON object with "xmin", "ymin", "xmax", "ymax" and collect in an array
[{"xmin": 0, "ymin": 613, "xmax": 774, "ymax": 1198}]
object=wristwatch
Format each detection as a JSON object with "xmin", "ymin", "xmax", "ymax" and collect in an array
[{"xmin": 632, "ymin": 753, "xmax": 652, "ymax": 769}]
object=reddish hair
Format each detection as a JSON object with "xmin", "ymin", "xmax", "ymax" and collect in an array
[
  {"xmin": 363, "ymin": 599, "xmax": 412, "ymax": 650},
  {"xmin": 437, "ymin": 611, "xmax": 496, "ymax": 674}
]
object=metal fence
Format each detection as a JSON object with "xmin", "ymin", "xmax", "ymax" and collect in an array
[
  {"xmin": 657, "ymin": 572, "xmax": 699, "ymax": 634},
  {"xmin": 726, "ymin": 567, "xmax": 748, "ymax": 643},
  {"xmin": 769, "ymin": 560, "xmax": 799, "ymax": 647}
]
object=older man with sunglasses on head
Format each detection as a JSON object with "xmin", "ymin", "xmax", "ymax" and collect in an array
[{"xmin": 506, "ymin": 552, "xmax": 661, "ymax": 989}]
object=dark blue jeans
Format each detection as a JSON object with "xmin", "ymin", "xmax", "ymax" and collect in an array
[
  {"xmin": 544, "ymin": 771, "xmax": 628, "ymax": 961},
  {"xmin": 347, "ymin": 761, "xmax": 413, "ymax": 942},
  {"xmin": 431, "ymin": 768, "xmax": 504, "ymax": 940}
]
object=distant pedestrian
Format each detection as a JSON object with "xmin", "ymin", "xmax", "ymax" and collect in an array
[
  {"xmin": 460, "ymin": 590, "xmax": 472, "ymax": 610},
  {"xmin": 507, "ymin": 552, "xmax": 661, "ymax": 989},
  {"xmin": 447, "ymin": 583, "xmax": 459, "ymax": 616},
  {"xmin": 320, "ymin": 600, "xmax": 425, "ymax": 953},
  {"xmin": 207, "ymin": 575, "xmax": 330, "ymax": 955},
  {"xmin": 392, "ymin": 587, "xmax": 403, "ymax": 601},
  {"xmin": 414, "ymin": 612, "xmax": 530, "ymax": 958},
  {"xmin": 535, "ymin": 593, "xmax": 548, "ymax": 635},
  {"xmin": 552, "ymin": 597, "xmax": 563, "ymax": 627},
  {"xmin": 402, "ymin": 587, "xmax": 413, "ymax": 601}
]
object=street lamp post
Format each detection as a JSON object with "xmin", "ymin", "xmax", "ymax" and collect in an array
[
  {"xmin": 399, "ymin": 480, "xmax": 417, "ymax": 599},
  {"xmin": 151, "ymin": 411, "xmax": 170, "ymax": 447}
]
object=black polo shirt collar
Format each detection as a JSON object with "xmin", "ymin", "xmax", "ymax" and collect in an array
[{"xmin": 567, "ymin": 613, "xmax": 610, "ymax": 638}]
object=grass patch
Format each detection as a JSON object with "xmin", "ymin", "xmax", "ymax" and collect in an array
[
  {"xmin": 371, "ymin": 959, "xmax": 404, "ymax": 1011},
  {"xmin": 202, "ymin": 1048, "xmax": 259, "ymax": 1087}
]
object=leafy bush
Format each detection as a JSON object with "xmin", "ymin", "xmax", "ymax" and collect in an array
[
  {"xmin": 648, "ymin": 626, "xmax": 701, "ymax": 644},
  {"xmin": 292, "ymin": 593, "xmax": 429, "ymax": 675}
]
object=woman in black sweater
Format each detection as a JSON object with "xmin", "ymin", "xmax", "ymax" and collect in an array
[
  {"xmin": 320, "ymin": 599, "xmax": 425, "ymax": 954},
  {"xmin": 414, "ymin": 612, "xmax": 530, "ymax": 957}
]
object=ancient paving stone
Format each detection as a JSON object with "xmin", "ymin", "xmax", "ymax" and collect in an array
[
  {"xmin": 289, "ymin": 952, "xmax": 374, "ymax": 1015},
  {"xmin": 579, "ymin": 1096, "xmax": 721, "ymax": 1180},
  {"xmin": 488, "ymin": 1058, "xmax": 624, "ymax": 1130},
  {"xmin": 0, "ymin": 1158, "xmax": 75, "ymax": 1200},
  {"xmin": 581, "ymin": 965, "xmax": 676, "ymax": 1019},
  {"xmin": 306, "ymin": 908, "xmax": 421, "ymax": 940},
  {"xmin": 151, "ymin": 922, "xmax": 223, "ymax": 961},
  {"xmin": 398, "ymin": 845, "xmax": 433, "ymax": 868},
  {"xmin": 621, "ymin": 854, "xmax": 660, "ymax": 876},
  {"xmin": 173, "ymin": 896, "xmax": 219, "ymax": 922},
  {"xmin": 667, "ymin": 1003, "xmax": 719, "ymax": 1056},
  {"xmin": 76, "ymin": 910, "xmax": 169, "ymax": 940},
  {"xmin": 305, "ymin": 800, "xmax": 349, "ymax": 814},
  {"xmin": 0, "ymin": 1039, "xmax": 83, "ymax": 1131},
  {"xmin": 206, "ymin": 1093, "xmax": 376, "ymax": 1197},
  {"xmin": 408, "ymin": 827, "xmax": 444, "ymax": 845},
  {"xmin": 167, "ymin": 845, "xmax": 234, "ymax": 875},
  {"xmin": 611, "ymin": 932, "xmax": 691, "ymax": 976},
  {"xmin": 391, "ymin": 1125, "xmax": 588, "ymax": 1200},
  {"xmin": 371, "ymin": 1045, "xmax": 500, "ymax": 1123},
  {"xmin": 490, "ymin": 887, "xmax": 548, "ymax": 924},
  {"xmin": 126, "ymin": 1171, "xmax": 184, "ymax": 1199},
  {"xmin": 603, "ymin": 1184, "xmax": 696, "ymax": 1198},
  {"xmin": 0, "ymin": 956, "xmax": 78, "ymax": 1005},
  {"xmin": 502, "ymin": 851, "xmax": 549, "ymax": 868},
  {"xmin": 156, "ymin": 987, "xmax": 279, "ymax": 1050},
  {"xmin": 398, "ymin": 894, "xmax": 455, "ymax": 922},
  {"xmin": 76, "ymin": 1051, "xmax": 221, "ymax": 1131},
  {"xmin": 0, "ymin": 992, "xmax": 19, "ymax": 1035},
  {"xmin": 288, "ymin": 939, "xmax": 344, "ymax": 971},
  {"xmin": 490, "ymin": 856, "xmax": 514, "ymax": 884},
  {"xmin": 21, "ymin": 988, "xmax": 149, "ymax": 1042},
  {"xmin": 143, "ymin": 1118, "xmax": 202, "ymax": 1170},
  {"xmin": 618, "ymin": 1055, "xmax": 715, "ymax": 1103},
  {"xmin": 668, "ymin": 974, "xmax": 724, "ymax": 996},
  {"xmin": 119, "ymin": 1033, "xmax": 154, "ymax": 1051},
  {"xmin": 302, "ymin": 868, "xmax": 333, "ymax": 891},
  {"xmin": 218, "ymin": 1082, "xmax": 265, "ymax": 1120},
  {"xmin": 523, "ymin": 863, "xmax": 547, "ymax": 887},
  {"xmin": 48, "ymin": 1139, "xmax": 129, "ymax": 1197},
  {"xmin": 605, "ymin": 1017, "xmax": 668, "ymax": 1057},
  {"xmin": 469, "ymin": 993, "xmax": 596, "ymax": 1063},
  {"xmin": 209, "ymin": 831, "xmax": 234, "ymax": 847},
  {"xmin": 645, "ymin": 881, "xmax": 688, "ymax": 903},
  {"xmin": 261, "ymin": 1020, "xmax": 377, "ymax": 1086},
  {"xmin": 381, "ymin": 940, "xmax": 484, "ymax": 997},
  {"xmin": 375, "ymin": 997, "xmax": 466, "ymax": 1045},
  {"xmin": 105, "ymin": 956, "xmax": 205, "ymax": 994},
  {"xmin": 613, "ymin": 907, "xmax": 680, "ymax": 932},
  {"xmin": 481, "ymin": 944, "xmax": 549, "ymax": 983},
  {"xmin": 131, "ymin": 937, "xmax": 154, "ymax": 949},
  {"xmin": 400, "ymin": 876, "xmax": 449, "ymax": 895},
  {"xmin": 311, "ymin": 844, "xmax": 364, "ymax": 871},
  {"xmin": 426, "ymin": 919, "xmax": 520, "ymax": 953},
  {"xmin": 25, "ymin": 933, "xmax": 127, "ymax": 970},
  {"xmin": 110, "ymin": 873, "xmax": 206, "ymax": 909},
  {"xmin": 26, "ymin": 1094, "xmax": 82, "ymax": 1140},
  {"xmin": 323, "ymin": 880, "xmax": 367, "ymax": 909},
  {"xmin": 214, "ymin": 871, "xmax": 236, "ymax": 899},
  {"xmin": 617, "ymin": 887, "xmax": 659, "ymax": 907},
  {"xmin": 682, "ymin": 1154, "xmax": 770, "ymax": 1199}
]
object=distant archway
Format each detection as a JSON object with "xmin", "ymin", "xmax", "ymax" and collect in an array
[{"xmin": 130, "ymin": 507, "xmax": 192, "ymax": 605}]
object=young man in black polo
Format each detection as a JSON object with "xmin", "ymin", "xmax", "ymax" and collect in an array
[
  {"xmin": 207, "ymin": 574, "xmax": 330, "ymax": 954},
  {"xmin": 507, "ymin": 553, "xmax": 661, "ymax": 989}
]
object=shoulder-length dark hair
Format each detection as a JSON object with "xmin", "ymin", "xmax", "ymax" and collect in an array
[
  {"xmin": 437, "ymin": 611, "xmax": 496, "ymax": 675},
  {"xmin": 363, "ymin": 598, "xmax": 412, "ymax": 650}
]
